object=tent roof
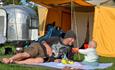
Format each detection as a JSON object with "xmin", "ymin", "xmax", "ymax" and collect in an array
[
  {"xmin": 32, "ymin": 0, "xmax": 114, "ymax": 7},
  {"xmin": 31, "ymin": 0, "xmax": 114, "ymax": 12},
  {"xmin": 32, "ymin": 0, "xmax": 70, "ymax": 5},
  {"xmin": 31, "ymin": 0, "xmax": 94, "ymax": 7}
]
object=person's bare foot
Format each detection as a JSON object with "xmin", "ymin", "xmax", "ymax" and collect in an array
[
  {"xmin": 2, "ymin": 58, "xmax": 10, "ymax": 64},
  {"xmin": 2, "ymin": 58, "xmax": 14, "ymax": 64},
  {"xmin": 62, "ymin": 66, "xmax": 80, "ymax": 70}
]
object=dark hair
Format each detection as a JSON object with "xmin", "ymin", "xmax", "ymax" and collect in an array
[{"xmin": 64, "ymin": 30, "xmax": 76, "ymax": 39}]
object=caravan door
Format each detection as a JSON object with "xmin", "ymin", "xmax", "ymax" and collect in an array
[{"xmin": 0, "ymin": 8, "xmax": 7, "ymax": 43}]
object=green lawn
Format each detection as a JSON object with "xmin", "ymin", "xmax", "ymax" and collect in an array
[
  {"xmin": 0, "ymin": 63, "xmax": 50, "ymax": 70},
  {"xmin": 98, "ymin": 56, "xmax": 115, "ymax": 70},
  {"xmin": 0, "ymin": 54, "xmax": 114, "ymax": 70}
]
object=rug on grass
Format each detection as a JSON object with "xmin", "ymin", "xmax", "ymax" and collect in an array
[{"xmin": 33, "ymin": 62, "xmax": 113, "ymax": 70}]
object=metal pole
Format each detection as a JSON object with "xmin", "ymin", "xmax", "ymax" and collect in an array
[{"xmin": 71, "ymin": 0, "xmax": 81, "ymax": 60}]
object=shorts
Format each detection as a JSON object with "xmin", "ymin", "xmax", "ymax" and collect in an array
[{"xmin": 24, "ymin": 42, "xmax": 47, "ymax": 58}]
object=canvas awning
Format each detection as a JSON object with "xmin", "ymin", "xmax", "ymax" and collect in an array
[
  {"xmin": 31, "ymin": 0, "xmax": 94, "ymax": 7},
  {"xmin": 31, "ymin": 0, "xmax": 114, "ymax": 7}
]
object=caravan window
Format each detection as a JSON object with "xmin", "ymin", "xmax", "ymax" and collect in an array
[
  {"xmin": 29, "ymin": 18, "xmax": 38, "ymax": 29},
  {"xmin": 0, "ymin": 16, "xmax": 4, "ymax": 34}
]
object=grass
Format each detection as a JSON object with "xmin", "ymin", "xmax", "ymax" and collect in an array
[
  {"xmin": 98, "ymin": 56, "xmax": 115, "ymax": 70},
  {"xmin": 0, "ymin": 63, "xmax": 50, "ymax": 70}
]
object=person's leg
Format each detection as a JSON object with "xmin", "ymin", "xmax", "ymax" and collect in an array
[
  {"xmin": 14, "ymin": 57, "xmax": 44, "ymax": 64},
  {"xmin": 2, "ymin": 42, "xmax": 46, "ymax": 64},
  {"xmin": 2, "ymin": 52, "xmax": 30, "ymax": 64}
]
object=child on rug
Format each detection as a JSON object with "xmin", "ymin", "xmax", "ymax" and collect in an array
[{"xmin": 72, "ymin": 40, "xmax": 99, "ymax": 66}]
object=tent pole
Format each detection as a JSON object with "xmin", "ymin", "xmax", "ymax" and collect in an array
[{"xmin": 71, "ymin": 0, "xmax": 81, "ymax": 60}]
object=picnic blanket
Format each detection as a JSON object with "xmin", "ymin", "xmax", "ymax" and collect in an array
[{"xmin": 33, "ymin": 62, "xmax": 113, "ymax": 70}]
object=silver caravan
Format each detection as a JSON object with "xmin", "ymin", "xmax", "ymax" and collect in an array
[{"xmin": 0, "ymin": 5, "xmax": 38, "ymax": 43}]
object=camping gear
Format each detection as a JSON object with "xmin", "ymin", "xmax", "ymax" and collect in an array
[{"xmin": 36, "ymin": 24, "xmax": 65, "ymax": 43}]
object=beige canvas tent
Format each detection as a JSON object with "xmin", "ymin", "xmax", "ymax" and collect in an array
[
  {"xmin": 72, "ymin": 0, "xmax": 115, "ymax": 57},
  {"xmin": 71, "ymin": 0, "xmax": 115, "ymax": 57},
  {"xmin": 32, "ymin": 0, "xmax": 115, "ymax": 57}
]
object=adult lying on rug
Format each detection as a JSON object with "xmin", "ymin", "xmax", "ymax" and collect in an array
[{"xmin": 2, "ymin": 30, "xmax": 76, "ymax": 64}]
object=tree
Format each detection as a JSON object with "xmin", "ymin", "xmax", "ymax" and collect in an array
[{"xmin": 4, "ymin": 0, "xmax": 20, "ymax": 5}]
